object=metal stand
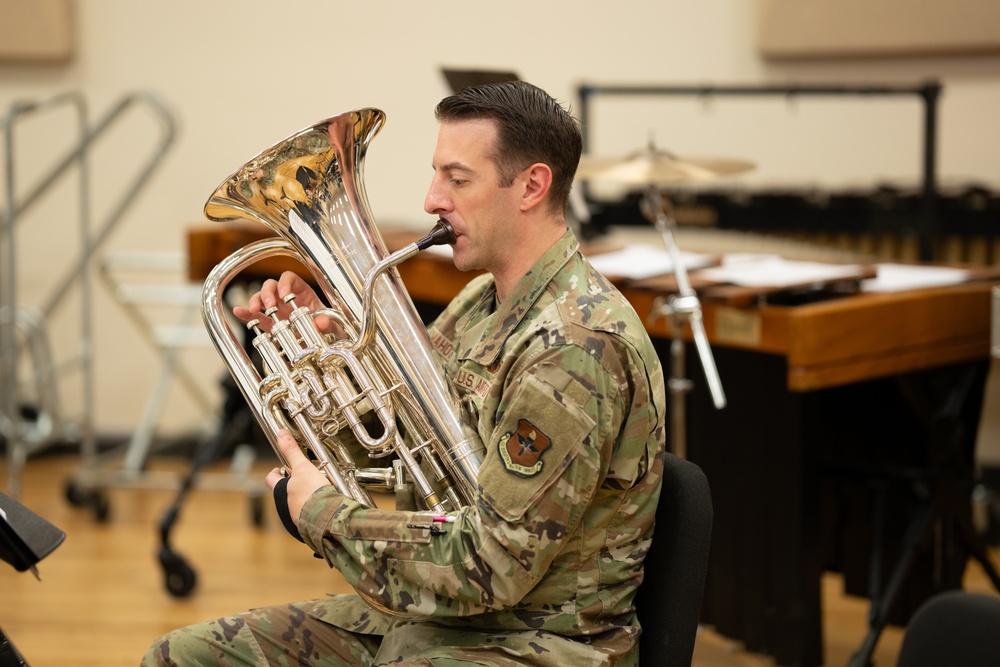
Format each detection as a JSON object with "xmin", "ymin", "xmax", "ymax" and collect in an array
[
  {"xmin": 0, "ymin": 626, "xmax": 28, "ymax": 667},
  {"xmin": 1, "ymin": 491, "xmax": 66, "ymax": 666},
  {"xmin": 1, "ymin": 92, "xmax": 176, "ymax": 499},
  {"xmin": 643, "ymin": 188, "xmax": 726, "ymax": 458},
  {"xmin": 2, "ymin": 93, "xmax": 92, "ymax": 499}
]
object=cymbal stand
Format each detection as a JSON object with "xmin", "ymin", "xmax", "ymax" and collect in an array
[{"xmin": 643, "ymin": 187, "xmax": 726, "ymax": 458}]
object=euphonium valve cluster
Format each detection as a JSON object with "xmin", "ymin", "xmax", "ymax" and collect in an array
[{"xmin": 200, "ymin": 108, "xmax": 484, "ymax": 514}]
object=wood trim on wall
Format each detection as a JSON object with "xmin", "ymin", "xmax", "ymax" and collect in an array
[
  {"xmin": 0, "ymin": 0, "xmax": 74, "ymax": 65},
  {"xmin": 756, "ymin": 0, "xmax": 1000, "ymax": 60}
]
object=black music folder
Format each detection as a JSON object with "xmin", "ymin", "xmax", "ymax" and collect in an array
[
  {"xmin": 0, "ymin": 492, "xmax": 65, "ymax": 577},
  {"xmin": 441, "ymin": 68, "xmax": 519, "ymax": 93}
]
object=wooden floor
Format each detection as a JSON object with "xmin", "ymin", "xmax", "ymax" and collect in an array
[{"xmin": 2, "ymin": 451, "xmax": 998, "ymax": 667}]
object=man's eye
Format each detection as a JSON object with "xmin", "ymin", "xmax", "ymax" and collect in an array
[{"xmin": 451, "ymin": 179, "xmax": 466, "ymax": 187}]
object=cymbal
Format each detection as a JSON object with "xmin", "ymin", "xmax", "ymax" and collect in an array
[{"xmin": 576, "ymin": 147, "xmax": 755, "ymax": 184}]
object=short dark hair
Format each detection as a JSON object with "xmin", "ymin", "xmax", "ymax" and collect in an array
[{"xmin": 435, "ymin": 81, "xmax": 582, "ymax": 215}]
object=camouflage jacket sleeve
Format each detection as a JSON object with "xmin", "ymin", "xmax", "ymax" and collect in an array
[{"xmin": 297, "ymin": 342, "xmax": 623, "ymax": 619}]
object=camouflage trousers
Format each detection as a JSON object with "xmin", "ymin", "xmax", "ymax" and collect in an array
[
  {"xmin": 141, "ymin": 599, "xmax": 381, "ymax": 667},
  {"xmin": 140, "ymin": 597, "xmax": 584, "ymax": 666}
]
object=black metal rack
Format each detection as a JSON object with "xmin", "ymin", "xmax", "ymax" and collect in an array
[{"xmin": 577, "ymin": 81, "xmax": 943, "ymax": 261}]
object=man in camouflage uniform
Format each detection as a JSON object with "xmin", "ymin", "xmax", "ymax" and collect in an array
[{"xmin": 143, "ymin": 80, "xmax": 665, "ymax": 667}]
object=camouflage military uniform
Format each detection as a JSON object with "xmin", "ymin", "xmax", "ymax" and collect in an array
[{"xmin": 142, "ymin": 229, "xmax": 665, "ymax": 666}]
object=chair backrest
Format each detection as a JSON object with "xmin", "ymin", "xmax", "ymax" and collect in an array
[
  {"xmin": 635, "ymin": 451, "xmax": 713, "ymax": 667},
  {"xmin": 896, "ymin": 590, "xmax": 1000, "ymax": 667}
]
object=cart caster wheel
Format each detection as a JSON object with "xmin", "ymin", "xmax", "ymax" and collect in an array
[
  {"xmin": 250, "ymin": 495, "xmax": 265, "ymax": 528},
  {"xmin": 159, "ymin": 548, "xmax": 197, "ymax": 598},
  {"xmin": 64, "ymin": 479, "xmax": 88, "ymax": 506},
  {"xmin": 90, "ymin": 491, "xmax": 110, "ymax": 523}
]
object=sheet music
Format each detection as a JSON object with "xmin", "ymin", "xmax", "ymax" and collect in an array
[
  {"xmin": 586, "ymin": 244, "xmax": 716, "ymax": 280},
  {"xmin": 861, "ymin": 263, "xmax": 971, "ymax": 292},
  {"xmin": 694, "ymin": 254, "xmax": 868, "ymax": 288}
]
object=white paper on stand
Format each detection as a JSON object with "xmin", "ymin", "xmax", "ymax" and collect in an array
[
  {"xmin": 861, "ymin": 263, "xmax": 971, "ymax": 292},
  {"xmin": 587, "ymin": 244, "xmax": 716, "ymax": 280}
]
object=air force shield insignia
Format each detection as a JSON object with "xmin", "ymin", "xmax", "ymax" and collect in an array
[{"xmin": 498, "ymin": 419, "xmax": 552, "ymax": 477}]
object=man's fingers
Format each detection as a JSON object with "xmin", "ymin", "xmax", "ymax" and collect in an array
[
  {"xmin": 260, "ymin": 278, "xmax": 280, "ymax": 309},
  {"xmin": 247, "ymin": 292, "xmax": 262, "ymax": 313},
  {"xmin": 313, "ymin": 313, "xmax": 331, "ymax": 333},
  {"xmin": 278, "ymin": 271, "xmax": 301, "ymax": 296}
]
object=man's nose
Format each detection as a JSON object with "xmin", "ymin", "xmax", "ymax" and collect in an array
[{"xmin": 424, "ymin": 179, "xmax": 449, "ymax": 215}]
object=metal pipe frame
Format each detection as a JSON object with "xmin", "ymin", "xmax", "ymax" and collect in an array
[
  {"xmin": 577, "ymin": 81, "xmax": 942, "ymax": 262},
  {"xmin": 1, "ymin": 91, "xmax": 177, "ymax": 497}
]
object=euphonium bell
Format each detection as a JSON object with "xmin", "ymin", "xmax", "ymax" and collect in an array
[{"xmin": 200, "ymin": 108, "xmax": 484, "ymax": 514}]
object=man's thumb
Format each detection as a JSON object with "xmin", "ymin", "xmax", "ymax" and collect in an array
[{"xmin": 276, "ymin": 430, "xmax": 309, "ymax": 467}]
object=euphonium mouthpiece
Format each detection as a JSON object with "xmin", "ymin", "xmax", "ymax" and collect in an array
[{"xmin": 416, "ymin": 219, "xmax": 457, "ymax": 250}]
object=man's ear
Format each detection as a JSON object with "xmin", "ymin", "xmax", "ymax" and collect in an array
[{"xmin": 519, "ymin": 163, "xmax": 553, "ymax": 212}]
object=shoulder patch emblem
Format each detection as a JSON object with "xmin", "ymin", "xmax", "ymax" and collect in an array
[{"xmin": 498, "ymin": 419, "xmax": 552, "ymax": 477}]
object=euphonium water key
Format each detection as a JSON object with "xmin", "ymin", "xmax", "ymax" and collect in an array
[{"xmin": 200, "ymin": 108, "xmax": 485, "ymax": 516}]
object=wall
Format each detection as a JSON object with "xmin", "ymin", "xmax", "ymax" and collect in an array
[{"xmin": 2, "ymin": 0, "xmax": 999, "ymax": 442}]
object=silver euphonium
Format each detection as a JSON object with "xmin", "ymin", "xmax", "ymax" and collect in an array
[{"xmin": 201, "ymin": 108, "xmax": 484, "ymax": 513}]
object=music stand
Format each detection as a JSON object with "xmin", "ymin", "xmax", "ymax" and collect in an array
[{"xmin": 1, "ymin": 492, "xmax": 66, "ymax": 667}]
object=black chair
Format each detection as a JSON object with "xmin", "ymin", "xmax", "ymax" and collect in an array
[
  {"xmin": 635, "ymin": 452, "xmax": 714, "ymax": 667},
  {"xmin": 896, "ymin": 590, "xmax": 1000, "ymax": 667}
]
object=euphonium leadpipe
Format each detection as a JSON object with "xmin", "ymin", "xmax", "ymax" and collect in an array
[{"xmin": 200, "ymin": 108, "xmax": 485, "ymax": 514}]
